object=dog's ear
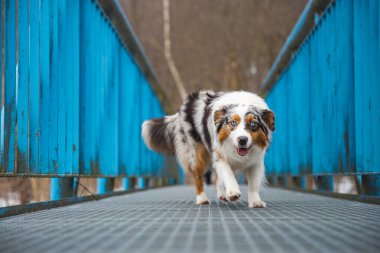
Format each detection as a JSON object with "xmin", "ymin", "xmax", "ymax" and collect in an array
[
  {"xmin": 261, "ymin": 109, "xmax": 275, "ymax": 131},
  {"xmin": 214, "ymin": 107, "xmax": 227, "ymax": 132}
]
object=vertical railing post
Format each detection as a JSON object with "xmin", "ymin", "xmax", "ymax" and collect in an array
[
  {"xmin": 138, "ymin": 177, "xmax": 147, "ymax": 189},
  {"xmin": 271, "ymin": 175, "xmax": 278, "ymax": 186},
  {"xmin": 362, "ymin": 175, "xmax": 380, "ymax": 197},
  {"xmin": 300, "ymin": 176, "xmax": 307, "ymax": 190},
  {"xmin": 97, "ymin": 178, "xmax": 114, "ymax": 194},
  {"xmin": 122, "ymin": 177, "xmax": 133, "ymax": 191},
  {"xmin": 50, "ymin": 178, "xmax": 77, "ymax": 200},
  {"xmin": 315, "ymin": 176, "xmax": 334, "ymax": 192},
  {"xmin": 169, "ymin": 177, "xmax": 176, "ymax": 186},
  {"xmin": 149, "ymin": 177, "xmax": 158, "ymax": 188}
]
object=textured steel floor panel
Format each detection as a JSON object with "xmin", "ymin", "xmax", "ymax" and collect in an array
[{"xmin": 1, "ymin": 186, "xmax": 379, "ymax": 253}]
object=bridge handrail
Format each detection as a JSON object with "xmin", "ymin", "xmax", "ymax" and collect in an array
[
  {"xmin": 259, "ymin": 0, "xmax": 330, "ymax": 97},
  {"xmin": 0, "ymin": 0, "xmax": 178, "ymax": 202},
  {"xmin": 262, "ymin": 0, "xmax": 380, "ymax": 198}
]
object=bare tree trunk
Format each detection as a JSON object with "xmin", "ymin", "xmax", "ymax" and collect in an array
[
  {"xmin": 229, "ymin": 55, "xmax": 238, "ymax": 90},
  {"xmin": 163, "ymin": 0, "xmax": 187, "ymax": 101}
]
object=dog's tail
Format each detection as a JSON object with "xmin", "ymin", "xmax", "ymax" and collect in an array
[{"xmin": 142, "ymin": 114, "xmax": 177, "ymax": 155}]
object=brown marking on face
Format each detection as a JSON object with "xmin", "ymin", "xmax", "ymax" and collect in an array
[
  {"xmin": 218, "ymin": 126, "xmax": 231, "ymax": 143},
  {"xmin": 245, "ymin": 114, "xmax": 268, "ymax": 149},
  {"xmin": 218, "ymin": 114, "xmax": 241, "ymax": 143},
  {"xmin": 261, "ymin": 110, "xmax": 275, "ymax": 131},
  {"xmin": 192, "ymin": 143, "xmax": 210, "ymax": 195},
  {"xmin": 245, "ymin": 114, "xmax": 256, "ymax": 125},
  {"xmin": 214, "ymin": 108, "xmax": 226, "ymax": 126}
]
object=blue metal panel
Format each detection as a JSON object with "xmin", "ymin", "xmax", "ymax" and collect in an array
[
  {"xmin": 71, "ymin": 0, "xmax": 80, "ymax": 175},
  {"xmin": 29, "ymin": 0, "xmax": 41, "ymax": 174},
  {"xmin": 309, "ymin": 0, "xmax": 355, "ymax": 175},
  {"xmin": 64, "ymin": 0, "xmax": 72, "ymax": 176},
  {"xmin": 265, "ymin": 0, "xmax": 379, "ymax": 189},
  {"xmin": 335, "ymin": 0, "xmax": 355, "ymax": 174},
  {"xmin": 292, "ymin": 42, "xmax": 311, "ymax": 175},
  {"xmin": 57, "ymin": 0, "xmax": 67, "ymax": 175},
  {"xmin": 99, "ymin": 23, "xmax": 120, "ymax": 177},
  {"xmin": 0, "ymin": 0, "xmax": 3, "ymax": 173},
  {"xmin": 354, "ymin": 0, "xmax": 380, "ymax": 174},
  {"xmin": 267, "ymin": 73, "xmax": 289, "ymax": 176},
  {"xmin": 140, "ymin": 77, "xmax": 151, "ymax": 177},
  {"xmin": 131, "ymin": 65, "xmax": 143, "ymax": 176},
  {"xmin": 92, "ymin": 2, "xmax": 101, "ymax": 176},
  {"xmin": 99, "ymin": 15, "xmax": 109, "ymax": 176},
  {"xmin": 311, "ymin": 8, "xmax": 335, "ymax": 175},
  {"xmin": 118, "ymin": 50, "xmax": 131, "ymax": 176},
  {"xmin": 111, "ymin": 38, "xmax": 120, "ymax": 177},
  {"xmin": 144, "ymin": 80, "xmax": 152, "ymax": 177},
  {"xmin": 353, "ymin": 0, "xmax": 365, "ymax": 174},
  {"xmin": 50, "ymin": 178, "xmax": 76, "ymax": 200},
  {"xmin": 0, "ymin": 0, "xmax": 168, "ymax": 182},
  {"xmin": 39, "ymin": 0, "xmax": 50, "ymax": 175},
  {"xmin": 3, "ymin": 0, "xmax": 17, "ymax": 174},
  {"xmin": 17, "ymin": 0, "xmax": 29, "ymax": 174},
  {"xmin": 138, "ymin": 177, "xmax": 146, "ymax": 189},
  {"xmin": 48, "ymin": 0, "xmax": 59, "ymax": 174},
  {"xmin": 86, "ymin": 0, "xmax": 96, "ymax": 175},
  {"xmin": 118, "ymin": 50, "xmax": 141, "ymax": 177},
  {"xmin": 79, "ymin": 0, "xmax": 91, "ymax": 175},
  {"xmin": 97, "ymin": 178, "xmax": 114, "ymax": 194},
  {"xmin": 122, "ymin": 177, "xmax": 132, "ymax": 191},
  {"xmin": 65, "ymin": 0, "xmax": 80, "ymax": 175},
  {"xmin": 112, "ymin": 26, "xmax": 120, "ymax": 176},
  {"xmin": 309, "ymin": 14, "xmax": 326, "ymax": 175}
]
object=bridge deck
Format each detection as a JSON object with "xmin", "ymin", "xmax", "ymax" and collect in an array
[{"xmin": 1, "ymin": 186, "xmax": 379, "ymax": 253}]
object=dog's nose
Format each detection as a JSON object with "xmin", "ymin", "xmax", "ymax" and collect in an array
[{"xmin": 237, "ymin": 136, "xmax": 248, "ymax": 146}]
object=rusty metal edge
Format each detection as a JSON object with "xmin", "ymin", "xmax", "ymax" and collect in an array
[
  {"xmin": 272, "ymin": 186, "xmax": 380, "ymax": 205},
  {"xmin": 259, "ymin": 0, "xmax": 332, "ymax": 97},
  {"xmin": 0, "ymin": 174, "xmax": 173, "ymax": 178},
  {"xmin": 0, "ymin": 185, "xmax": 172, "ymax": 219},
  {"xmin": 96, "ymin": 0, "xmax": 174, "ymax": 114},
  {"xmin": 2, "ymin": 171, "xmax": 380, "ymax": 177}
]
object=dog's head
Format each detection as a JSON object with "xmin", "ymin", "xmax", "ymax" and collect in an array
[{"xmin": 214, "ymin": 105, "xmax": 275, "ymax": 156}]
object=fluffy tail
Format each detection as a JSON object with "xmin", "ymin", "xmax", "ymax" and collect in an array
[{"xmin": 142, "ymin": 114, "xmax": 177, "ymax": 155}]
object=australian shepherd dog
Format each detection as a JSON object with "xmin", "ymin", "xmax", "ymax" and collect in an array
[{"xmin": 142, "ymin": 90, "xmax": 275, "ymax": 208}]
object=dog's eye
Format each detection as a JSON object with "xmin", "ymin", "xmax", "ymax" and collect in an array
[
  {"xmin": 249, "ymin": 121, "xmax": 259, "ymax": 130},
  {"xmin": 230, "ymin": 121, "xmax": 237, "ymax": 127}
]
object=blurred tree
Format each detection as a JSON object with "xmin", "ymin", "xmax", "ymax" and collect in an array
[{"xmin": 120, "ymin": 0, "xmax": 307, "ymax": 109}]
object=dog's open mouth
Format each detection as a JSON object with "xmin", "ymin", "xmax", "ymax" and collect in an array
[{"xmin": 236, "ymin": 147, "xmax": 250, "ymax": 156}]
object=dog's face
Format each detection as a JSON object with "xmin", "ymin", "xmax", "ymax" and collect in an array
[{"xmin": 214, "ymin": 105, "xmax": 275, "ymax": 156}]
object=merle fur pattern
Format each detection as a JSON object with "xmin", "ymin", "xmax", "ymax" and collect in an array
[{"xmin": 142, "ymin": 90, "xmax": 275, "ymax": 207}]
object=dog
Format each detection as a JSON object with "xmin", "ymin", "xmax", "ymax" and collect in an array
[{"xmin": 142, "ymin": 90, "xmax": 275, "ymax": 208}]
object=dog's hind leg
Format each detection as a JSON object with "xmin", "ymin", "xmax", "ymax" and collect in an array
[{"xmin": 192, "ymin": 144, "xmax": 210, "ymax": 205}]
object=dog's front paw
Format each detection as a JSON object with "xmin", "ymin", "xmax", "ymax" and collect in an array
[
  {"xmin": 249, "ymin": 200, "xmax": 266, "ymax": 208},
  {"xmin": 217, "ymin": 194, "xmax": 228, "ymax": 201},
  {"xmin": 226, "ymin": 190, "xmax": 241, "ymax": 202},
  {"xmin": 196, "ymin": 192, "xmax": 210, "ymax": 205}
]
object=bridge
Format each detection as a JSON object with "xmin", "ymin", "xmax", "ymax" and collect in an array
[{"xmin": 0, "ymin": 0, "xmax": 379, "ymax": 252}]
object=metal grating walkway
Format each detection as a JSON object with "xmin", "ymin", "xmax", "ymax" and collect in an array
[{"xmin": 1, "ymin": 186, "xmax": 379, "ymax": 253}]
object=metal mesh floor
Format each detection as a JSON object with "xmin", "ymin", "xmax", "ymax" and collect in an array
[{"xmin": 1, "ymin": 185, "xmax": 379, "ymax": 253}]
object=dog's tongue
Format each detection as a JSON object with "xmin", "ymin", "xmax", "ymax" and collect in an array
[{"xmin": 237, "ymin": 148, "xmax": 249, "ymax": 156}]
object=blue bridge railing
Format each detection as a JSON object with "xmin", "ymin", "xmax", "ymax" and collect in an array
[
  {"xmin": 261, "ymin": 0, "xmax": 379, "ymax": 199},
  {"xmin": 0, "ymin": 0, "xmax": 177, "ymax": 207}
]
